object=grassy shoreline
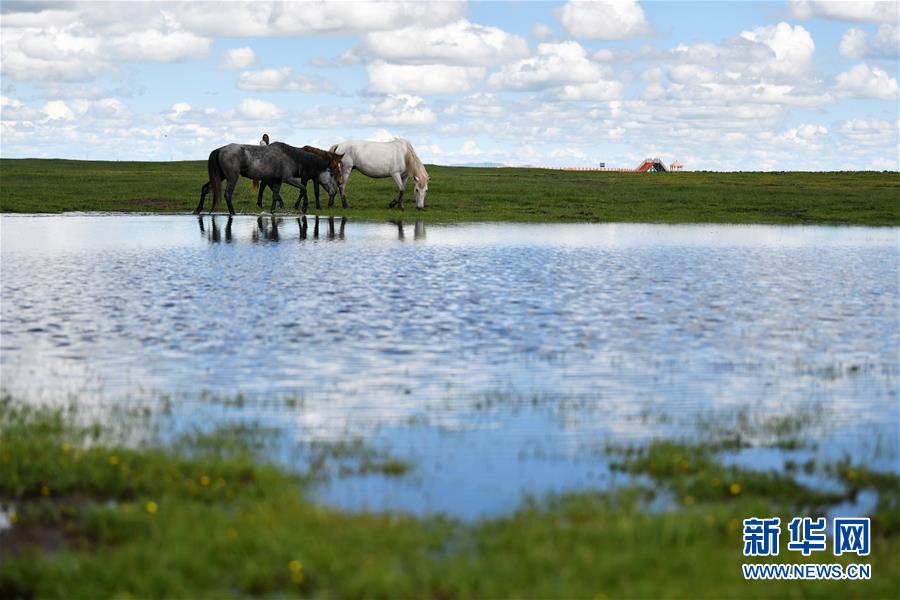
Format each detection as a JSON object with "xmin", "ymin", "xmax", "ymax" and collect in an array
[
  {"xmin": 2, "ymin": 158, "xmax": 898, "ymax": 225},
  {"xmin": 2, "ymin": 398, "xmax": 897, "ymax": 598}
]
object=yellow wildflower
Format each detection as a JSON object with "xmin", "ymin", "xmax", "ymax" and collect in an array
[
  {"xmin": 288, "ymin": 560, "xmax": 302, "ymax": 572},
  {"xmin": 145, "ymin": 501, "xmax": 158, "ymax": 514},
  {"xmin": 729, "ymin": 483, "xmax": 742, "ymax": 495},
  {"xmin": 109, "ymin": 455, "xmax": 119, "ymax": 466},
  {"xmin": 62, "ymin": 443, "xmax": 72, "ymax": 453},
  {"xmin": 200, "ymin": 475, "xmax": 210, "ymax": 486},
  {"xmin": 291, "ymin": 572, "xmax": 304, "ymax": 584},
  {"xmin": 40, "ymin": 485, "xmax": 50, "ymax": 497}
]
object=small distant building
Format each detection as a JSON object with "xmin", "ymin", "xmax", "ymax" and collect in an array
[
  {"xmin": 599, "ymin": 161, "xmax": 606, "ymax": 168},
  {"xmin": 635, "ymin": 157, "xmax": 669, "ymax": 172},
  {"xmin": 670, "ymin": 161, "xmax": 684, "ymax": 172}
]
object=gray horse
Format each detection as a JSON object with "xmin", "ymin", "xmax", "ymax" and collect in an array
[{"xmin": 194, "ymin": 143, "xmax": 340, "ymax": 215}]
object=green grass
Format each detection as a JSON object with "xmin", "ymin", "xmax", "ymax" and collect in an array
[
  {"xmin": 1, "ymin": 158, "xmax": 898, "ymax": 225},
  {"xmin": 2, "ymin": 398, "xmax": 898, "ymax": 598}
]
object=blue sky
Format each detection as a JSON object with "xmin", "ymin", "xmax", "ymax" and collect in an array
[{"xmin": 1, "ymin": 1, "xmax": 898, "ymax": 169}]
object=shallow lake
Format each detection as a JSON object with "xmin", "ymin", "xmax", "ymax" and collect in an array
[{"xmin": 1, "ymin": 215, "xmax": 898, "ymax": 518}]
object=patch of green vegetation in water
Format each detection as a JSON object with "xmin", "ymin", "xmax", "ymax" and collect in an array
[{"xmin": 1, "ymin": 397, "xmax": 898, "ymax": 598}]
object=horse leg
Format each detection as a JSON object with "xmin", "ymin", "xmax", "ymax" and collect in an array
[
  {"xmin": 389, "ymin": 172, "xmax": 405, "ymax": 209},
  {"xmin": 339, "ymin": 168, "xmax": 350, "ymax": 209},
  {"xmin": 270, "ymin": 181, "xmax": 283, "ymax": 214},
  {"xmin": 195, "ymin": 181, "xmax": 210, "ymax": 214},
  {"xmin": 223, "ymin": 177, "xmax": 237, "ymax": 215},
  {"xmin": 256, "ymin": 181, "xmax": 266, "ymax": 209},
  {"xmin": 314, "ymin": 180, "xmax": 321, "ymax": 211},
  {"xmin": 282, "ymin": 176, "xmax": 308, "ymax": 213}
]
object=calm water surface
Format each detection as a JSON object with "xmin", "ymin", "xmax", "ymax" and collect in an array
[{"xmin": 1, "ymin": 215, "xmax": 898, "ymax": 518}]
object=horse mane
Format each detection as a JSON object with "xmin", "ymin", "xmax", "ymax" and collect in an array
[
  {"xmin": 400, "ymin": 139, "xmax": 428, "ymax": 183},
  {"xmin": 301, "ymin": 145, "xmax": 340, "ymax": 163}
]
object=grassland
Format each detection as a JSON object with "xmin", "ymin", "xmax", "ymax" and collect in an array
[
  {"xmin": 2, "ymin": 398, "xmax": 898, "ymax": 599},
  {"xmin": 1, "ymin": 158, "xmax": 898, "ymax": 225}
]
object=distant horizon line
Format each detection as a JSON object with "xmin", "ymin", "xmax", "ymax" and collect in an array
[{"xmin": 1, "ymin": 156, "xmax": 898, "ymax": 173}]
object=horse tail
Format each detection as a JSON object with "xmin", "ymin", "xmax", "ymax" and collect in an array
[{"xmin": 208, "ymin": 148, "xmax": 222, "ymax": 209}]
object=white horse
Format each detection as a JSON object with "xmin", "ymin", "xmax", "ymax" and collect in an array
[{"xmin": 329, "ymin": 138, "xmax": 429, "ymax": 210}]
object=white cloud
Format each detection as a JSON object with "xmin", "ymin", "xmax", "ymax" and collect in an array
[
  {"xmin": 835, "ymin": 63, "xmax": 899, "ymax": 100},
  {"xmin": 367, "ymin": 128, "xmax": 397, "ymax": 142},
  {"xmin": 556, "ymin": 1, "xmax": 650, "ymax": 39},
  {"xmin": 362, "ymin": 95, "xmax": 436, "ymax": 126},
  {"xmin": 43, "ymin": 100, "xmax": 75, "ymax": 120},
  {"xmin": 109, "ymin": 29, "xmax": 210, "ymax": 62},
  {"xmin": 461, "ymin": 140, "xmax": 482, "ymax": 155},
  {"xmin": 360, "ymin": 19, "xmax": 528, "ymax": 66},
  {"xmin": 839, "ymin": 28, "xmax": 869, "ymax": 58},
  {"xmin": 1, "ymin": 25, "xmax": 105, "ymax": 82},
  {"xmin": 221, "ymin": 47, "xmax": 257, "ymax": 70},
  {"xmin": 488, "ymin": 42, "xmax": 611, "ymax": 91},
  {"xmin": 532, "ymin": 23, "xmax": 553, "ymax": 40},
  {"xmin": 786, "ymin": 1, "xmax": 898, "ymax": 24},
  {"xmin": 839, "ymin": 24, "xmax": 900, "ymax": 59},
  {"xmin": 1, "ymin": 95, "xmax": 39, "ymax": 121},
  {"xmin": 172, "ymin": 1, "xmax": 465, "ymax": 37},
  {"xmin": 739, "ymin": 22, "xmax": 815, "ymax": 77},
  {"xmin": 1, "ymin": 2, "xmax": 464, "ymax": 83},
  {"xmin": 557, "ymin": 80, "xmax": 624, "ymax": 101},
  {"xmin": 237, "ymin": 98, "xmax": 284, "ymax": 120},
  {"xmin": 835, "ymin": 118, "xmax": 898, "ymax": 146},
  {"xmin": 668, "ymin": 64, "xmax": 717, "ymax": 84},
  {"xmin": 171, "ymin": 102, "xmax": 192, "ymax": 116},
  {"xmin": 88, "ymin": 98, "xmax": 130, "ymax": 120},
  {"xmin": 548, "ymin": 147, "xmax": 587, "ymax": 161},
  {"xmin": 367, "ymin": 62, "xmax": 485, "ymax": 94},
  {"xmin": 237, "ymin": 67, "xmax": 324, "ymax": 92},
  {"xmin": 780, "ymin": 123, "xmax": 829, "ymax": 143},
  {"xmin": 445, "ymin": 93, "xmax": 507, "ymax": 118},
  {"xmin": 872, "ymin": 24, "xmax": 900, "ymax": 57}
]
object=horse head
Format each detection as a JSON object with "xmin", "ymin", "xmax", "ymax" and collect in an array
[
  {"xmin": 328, "ymin": 152, "xmax": 344, "ymax": 182},
  {"xmin": 413, "ymin": 174, "xmax": 428, "ymax": 210}
]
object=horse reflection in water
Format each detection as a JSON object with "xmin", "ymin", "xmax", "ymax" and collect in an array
[
  {"xmin": 252, "ymin": 216, "xmax": 282, "ymax": 242},
  {"xmin": 298, "ymin": 215, "xmax": 346, "ymax": 241},
  {"xmin": 392, "ymin": 220, "xmax": 426, "ymax": 241},
  {"xmin": 197, "ymin": 215, "xmax": 233, "ymax": 243}
]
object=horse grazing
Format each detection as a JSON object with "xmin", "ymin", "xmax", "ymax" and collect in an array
[
  {"xmin": 195, "ymin": 143, "xmax": 339, "ymax": 215},
  {"xmin": 328, "ymin": 138, "xmax": 429, "ymax": 210}
]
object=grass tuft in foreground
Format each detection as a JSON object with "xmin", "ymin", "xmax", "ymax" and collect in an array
[{"xmin": 1, "ymin": 397, "xmax": 898, "ymax": 598}]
